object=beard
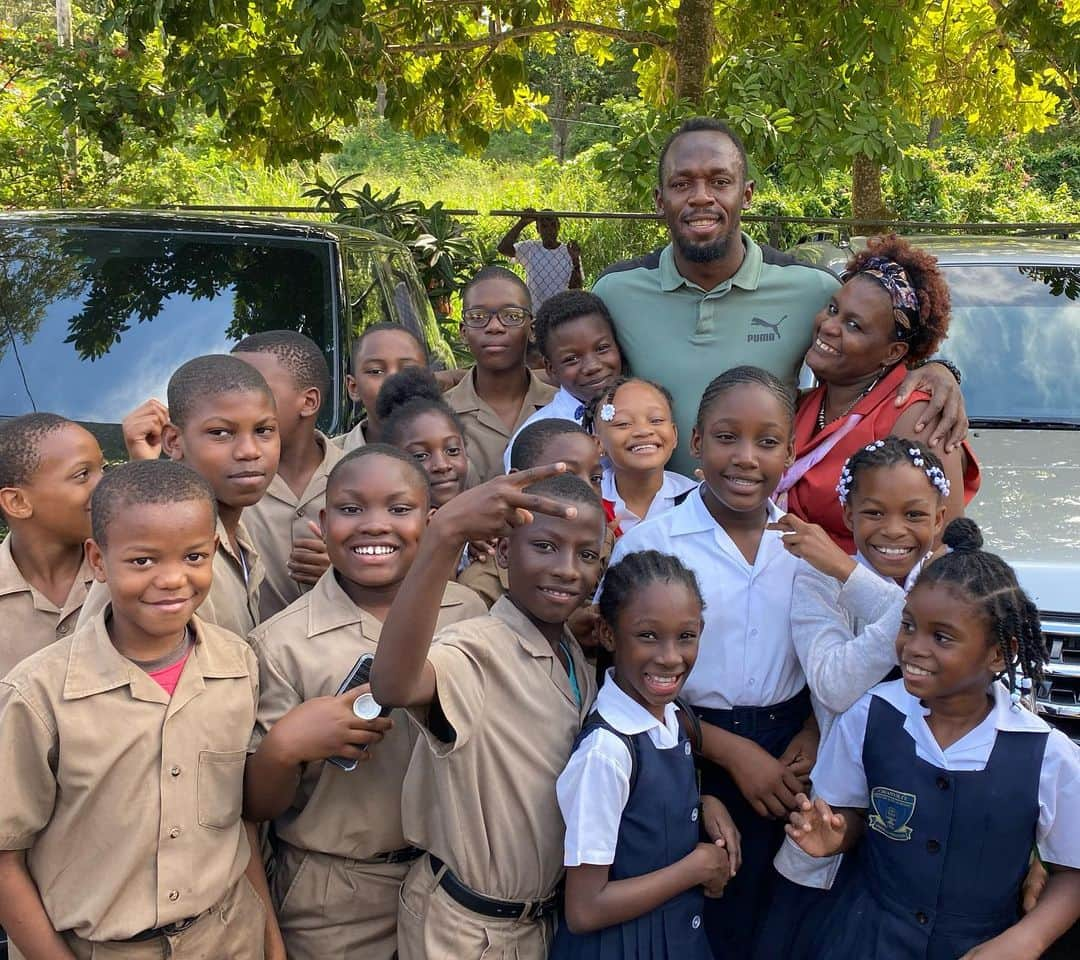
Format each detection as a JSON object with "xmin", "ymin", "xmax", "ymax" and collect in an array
[{"xmin": 674, "ymin": 229, "xmax": 734, "ymax": 263}]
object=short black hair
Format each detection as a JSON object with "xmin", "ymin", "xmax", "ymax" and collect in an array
[
  {"xmin": 509, "ymin": 418, "xmax": 590, "ymax": 471},
  {"xmin": 91, "ymin": 460, "xmax": 216, "ymax": 546},
  {"xmin": 167, "ymin": 354, "xmax": 276, "ymax": 428},
  {"xmin": 0, "ymin": 412, "xmax": 72, "ymax": 490},
  {"xmin": 695, "ymin": 365, "xmax": 795, "ymax": 431},
  {"xmin": 375, "ymin": 367, "xmax": 465, "ymax": 448},
  {"xmin": 462, "ymin": 264, "xmax": 531, "ymax": 310},
  {"xmin": 598, "ymin": 549, "xmax": 704, "ymax": 627},
  {"xmin": 232, "ymin": 330, "xmax": 331, "ymax": 403},
  {"xmin": 522, "ymin": 472, "xmax": 603, "ymax": 517},
  {"xmin": 326, "ymin": 443, "xmax": 430, "ymax": 503},
  {"xmin": 658, "ymin": 117, "xmax": 748, "ymax": 187},
  {"xmin": 533, "ymin": 290, "xmax": 618, "ymax": 361},
  {"xmin": 917, "ymin": 518, "xmax": 1049, "ymax": 693},
  {"xmin": 351, "ymin": 322, "xmax": 428, "ymax": 366}
]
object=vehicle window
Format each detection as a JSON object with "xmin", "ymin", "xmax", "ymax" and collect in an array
[
  {"xmin": 0, "ymin": 225, "xmax": 337, "ymax": 456},
  {"xmin": 943, "ymin": 264, "xmax": 1080, "ymax": 423}
]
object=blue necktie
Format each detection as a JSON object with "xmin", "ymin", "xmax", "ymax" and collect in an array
[{"xmin": 574, "ymin": 404, "xmax": 585, "ymax": 421}]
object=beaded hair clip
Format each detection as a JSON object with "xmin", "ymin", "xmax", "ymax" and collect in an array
[{"xmin": 836, "ymin": 439, "xmax": 951, "ymax": 505}]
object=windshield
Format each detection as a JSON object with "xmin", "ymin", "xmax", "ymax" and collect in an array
[
  {"xmin": 0, "ymin": 224, "xmax": 337, "ymax": 456},
  {"xmin": 942, "ymin": 263, "xmax": 1080, "ymax": 423}
]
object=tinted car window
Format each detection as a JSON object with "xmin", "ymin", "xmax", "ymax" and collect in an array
[
  {"xmin": 0, "ymin": 225, "xmax": 337, "ymax": 457},
  {"xmin": 942, "ymin": 263, "xmax": 1080, "ymax": 422}
]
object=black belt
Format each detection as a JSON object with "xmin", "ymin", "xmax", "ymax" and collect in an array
[
  {"xmin": 367, "ymin": 845, "xmax": 423, "ymax": 865},
  {"xmin": 695, "ymin": 686, "xmax": 812, "ymax": 736},
  {"xmin": 428, "ymin": 854, "xmax": 559, "ymax": 921},
  {"xmin": 122, "ymin": 908, "xmax": 210, "ymax": 942}
]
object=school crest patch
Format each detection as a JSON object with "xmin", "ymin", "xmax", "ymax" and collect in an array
[{"xmin": 868, "ymin": 786, "xmax": 916, "ymax": 841}]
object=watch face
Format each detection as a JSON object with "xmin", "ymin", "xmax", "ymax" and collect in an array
[{"xmin": 352, "ymin": 692, "xmax": 383, "ymax": 721}]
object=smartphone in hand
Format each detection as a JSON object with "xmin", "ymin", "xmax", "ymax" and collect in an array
[{"xmin": 328, "ymin": 653, "xmax": 392, "ymax": 771}]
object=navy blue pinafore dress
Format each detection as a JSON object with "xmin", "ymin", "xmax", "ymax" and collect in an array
[
  {"xmin": 809, "ymin": 696, "xmax": 1048, "ymax": 960},
  {"xmin": 551, "ymin": 713, "xmax": 713, "ymax": 960}
]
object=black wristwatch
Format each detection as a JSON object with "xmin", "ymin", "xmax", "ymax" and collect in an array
[{"xmin": 917, "ymin": 357, "xmax": 962, "ymax": 386}]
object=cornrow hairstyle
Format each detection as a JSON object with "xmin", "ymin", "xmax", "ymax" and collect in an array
[
  {"xmin": 351, "ymin": 322, "xmax": 428, "ymax": 365},
  {"xmin": 510, "ymin": 418, "xmax": 589, "ymax": 471},
  {"xmin": 837, "ymin": 436, "xmax": 947, "ymax": 506},
  {"xmin": 375, "ymin": 367, "xmax": 466, "ymax": 448},
  {"xmin": 522, "ymin": 473, "xmax": 603, "ymax": 516},
  {"xmin": 533, "ymin": 290, "xmax": 619, "ymax": 361},
  {"xmin": 91, "ymin": 460, "xmax": 216, "ymax": 546},
  {"xmin": 844, "ymin": 233, "xmax": 951, "ymax": 366},
  {"xmin": 916, "ymin": 518, "xmax": 1049, "ymax": 692},
  {"xmin": 0, "ymin": 412, "xmax": 71, "ymax": 490},
  {"xmin": 582, "ymin": 376, "xmax": 675, "ymax": 435},
  {"xmin": 695, "ymin": 365, "xmax": 796, "ymax": 431},
  {"xmin": 167, "ymin": 354, "xmax": 276, "ymax": 428},
  {"xmin": 232, "ymin": 330, "xmax": 332, "ymax": 402},
  {"xmin": 462, "ymin": 264, "xmax": 532, "ymax": 310},
  {"xmin": 597, "ymin": 549, "xmax": 705, "ymax": 628},
  {"xmin": 658, "ymin": 117, "xmax": 748, "ymax": 187},
  {"xmin": 326, "ymin": 443, "xmax": 430, "ymax": 504}
]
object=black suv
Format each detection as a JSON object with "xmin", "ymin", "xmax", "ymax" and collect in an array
[{"xmin": 0, "ymin": 210, "xmax": 449, "ymax": 456}]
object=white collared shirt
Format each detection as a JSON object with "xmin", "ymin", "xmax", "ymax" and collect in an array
[
  {"xmin": 814, "ymin": 679, "xmax": 1080, "ymax": 868},
  {"xmin": 601, "ymin": 467, "xmax": 698, "ymax": 535},
  {"xmin": 557, "ymin": 670, "xmax": 685, "ymax": 867},
  {"xmin": 503, "ymin": 387, "xmax": 584, "ymax": 473},
  {"xmin": 608, "ymin": 488, "xmax": 806, "ymax": 709}
]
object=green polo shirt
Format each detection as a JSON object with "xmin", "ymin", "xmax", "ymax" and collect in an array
[{"xmin": 593, "ymin": 233, "xmax": 839, "ymax": 475}]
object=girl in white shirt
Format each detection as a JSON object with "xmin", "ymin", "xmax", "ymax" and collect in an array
[
  {"xmin": 788, "ymin": 519, "xmax": 1080, "ymax": 960},
  {"xmin": 608, "ymin": 366, "xmax": 814, "ymax": 959},
  {"xmin": 552, "ymin": 549, "xmax": 737, "ymax": 960},
  {"xmin": 587, "ymin": 378, "xmax": 698, "ymax": 537}
]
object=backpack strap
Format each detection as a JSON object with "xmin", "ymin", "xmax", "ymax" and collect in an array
[{"xmin": 675, "ymin": 696, "xmax": 703, "ymax": 754}]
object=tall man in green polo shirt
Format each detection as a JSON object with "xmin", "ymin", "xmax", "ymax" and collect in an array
[{"xmin": 593, "ymin": 117, "xmax": 965, "ymax": 475}]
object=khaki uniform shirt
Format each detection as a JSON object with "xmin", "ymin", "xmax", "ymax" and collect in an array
[
  {"xmin": 332, "ymin": 420, "xmax": 366, "ymax": 455},
  {"xmin": 445, "ymin": 369, "xmax": 556, "ymax": 484},
  {"xmin": 402, "ymin": 597, "xmax": 597, "ymax": 901},
  {"xmin": 76, "ymin": 516, "xmax": 264, "ymax": 639},
  {"xmin": 243, "ymin": 432, "xmax": 344, "ymax": 621},
  {"xmin": 250, "ymin": 572, "xmax": 485, "ymax": 859},
  {"xmin": 0, "ymin": 610, "xmax": 257, "ymax": 941},
  {"xmin": 0, "ymin": 536, "xmax": 95, "ymax": 678}
]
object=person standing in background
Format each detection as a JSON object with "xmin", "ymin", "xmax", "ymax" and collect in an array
[{"xmin": 498, "ymin": 208, "xmax": 583, "ymax": 311}]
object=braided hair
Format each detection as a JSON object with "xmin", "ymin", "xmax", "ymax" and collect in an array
[
  {"xmin": 695, "ymin": 365, "xmax": 796, "ymax": 431},
  {"xmin": 582, "ymin": 376, "xmax": 675, "ymax": 435},
  {"xmin": 836, "ymin": 436, "xmax": 948, "ymax": 506},
  {"xmin": 916, "ymin": 518, "xmax": 1048, "ymax": 692},
  {"xmin": 598, "ymin": 550, "xmax": 704, "ymax": 627}
]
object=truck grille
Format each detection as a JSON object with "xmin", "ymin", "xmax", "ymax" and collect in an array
[{"xmin": 1036, "ymin": 619, "xmax": 1080, "ymax": 744}]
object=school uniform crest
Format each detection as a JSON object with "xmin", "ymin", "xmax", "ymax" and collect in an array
[{"xmin": 868, "ymin": 786, "xmax": 916, "ymax": 841}]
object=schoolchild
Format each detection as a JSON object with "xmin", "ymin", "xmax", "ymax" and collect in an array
[
  {"xmin": 376, "ymin": 366, "xmax": 470, "ymax": 508},
  {"xmin": 587, "ymin": 377, "xmax": 697, "ymax": 537},
  {"xmin": 756, "ymin": 436, "xmax": 950, "ymax": 958},
  {"xmin": 789, "ymin": 518, "xmax": 1080, "ymax": 960},
  {"xmin": 0, "ymin": 414, "xmax": 103, "ymax": 676},
  {"xmin": 0, "ymin": 460, "xmax": 280, "ymax": 959},
  {"xmin": 459, "ymin": 417, "xmax": 605, "ymax": 608},
  {"xmin": 444, "ymin": 265, "xmax": 556, "ymax": 483},
  {"xmin": 337, "ymin": 322, "xmax": 430, "ymax": 451},
  {"xmin": 370, "ymin": 467, "xmax": 607, "ymax": 960},
  {"xmin": 231, "ymin": 331, "xmax": 343, "ymax": 619},
  {"xmin": 78, "ymin": 354, "xmax": 280, "ymax": 637},
  {"xmin": 244, "ymin": 445, "xmax": 485, "ymax": 960},
  {"xmin": 503, "ymin": 290, "xmax": 624, "ymax": 472},
  {"xmin": 551, "ymin": 549, "xmax": 738, "ymax": 960},
  {"xmin": 608, "ymin": 365, "xmax": 814, "ymax": 959}
]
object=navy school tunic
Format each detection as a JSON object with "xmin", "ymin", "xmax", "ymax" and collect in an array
[
  {"xmin": 551, "ymin": 712, "xmax": 713, "ymax": 960},
  {"xmin": 809, "ymin": 695, "xmax": 1048, "ymax": 960}
]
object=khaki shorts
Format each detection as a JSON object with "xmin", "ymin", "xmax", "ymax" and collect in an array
[
  {"xmin": 396, "ymin": 857, "xmax": 553, "ymax": 960},
  {"xmin": 272, "ymin": 842, "xmax": 409, "ymax": 960},
  {"xmin": 56, "ymin": 874, "xmax": 266, "ymax": 960}
]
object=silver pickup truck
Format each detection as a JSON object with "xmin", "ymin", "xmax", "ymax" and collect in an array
[{"xmin": 792, "ymin": 235, "xmax": 1080, "ymax": 743}]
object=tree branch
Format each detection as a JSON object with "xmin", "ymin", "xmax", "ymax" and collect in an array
[{"xmin": 384, "ymin": 20, "xmax": 668, "ymax": 54}]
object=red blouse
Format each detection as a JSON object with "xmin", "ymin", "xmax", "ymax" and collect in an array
[{"xmin": 785, "ymin": 364, "xmax": 980, "ymax": 553}]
